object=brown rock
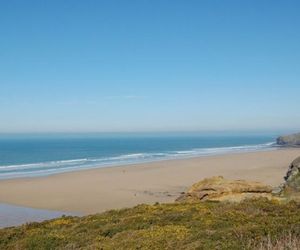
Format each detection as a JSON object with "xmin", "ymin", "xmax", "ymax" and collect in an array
[{"xmin": 176, "ymin": 176, "xmax": 275, "ymax": 203}]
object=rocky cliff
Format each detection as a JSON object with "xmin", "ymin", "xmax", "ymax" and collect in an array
[
  {"xmin": 277, "ymin": 132, "xmax": 300, "ymax": 146},
  {"xmin": 276, "ymin": 156, "xmax": 300, "ymax": 201}
]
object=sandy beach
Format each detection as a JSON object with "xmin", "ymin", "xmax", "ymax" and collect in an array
[{"xmin": 0, "ymin": 148, "xmax": 299, "ymax": 214}]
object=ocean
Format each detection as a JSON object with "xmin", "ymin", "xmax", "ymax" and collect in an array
[{"xmin": 0, "ymin": 133, "xmax": 278, "ymax": 180}]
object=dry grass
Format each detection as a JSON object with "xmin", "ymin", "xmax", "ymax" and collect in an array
[{"xmin": 249, "ymin": 232, "xmax": 300, "ymax": 250}]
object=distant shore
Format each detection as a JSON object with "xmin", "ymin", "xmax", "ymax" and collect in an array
[{"xmin": 0, "ymin": 148, "xmax": 299, "ymax": 214}]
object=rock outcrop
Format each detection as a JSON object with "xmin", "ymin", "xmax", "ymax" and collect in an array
[
  {"xmin": 177, "ymin": 155, "xmax": 300, "ymax": 203},
  {"xmin": 284, "ymin": 156, "xmax": 300, "ymax": 187},
  {"xmin": 275, "ymin": 156, "xmax": 300, "ymax": 201},
  {"xmin": 277, "ymin": 132, "xmax": 300, "ymax": 146},
  {"xmin": 176, "ymin": 176, "xmax": 275, "ymax": 203}
]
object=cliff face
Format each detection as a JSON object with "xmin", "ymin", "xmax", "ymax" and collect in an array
[
  {"xmin": 277, "ymin": 132, "xmax": 300, "ymax": 146},
  {"xmin": 278, "ymin": 156, "xmax": 300, "ymax": 201}
]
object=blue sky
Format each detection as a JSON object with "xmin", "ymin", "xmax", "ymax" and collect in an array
[{"xmin": 0, "ymin": 1, "xmax": 300, "ymax": 133}]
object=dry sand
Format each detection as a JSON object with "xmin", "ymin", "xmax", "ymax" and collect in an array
[{"xmin": 0, "ymin": 148, "xmax": 299, "ymax": 214}]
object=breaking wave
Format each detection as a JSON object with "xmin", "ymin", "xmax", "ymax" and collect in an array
[{"xmin": 0, "ymin": 142, "xmax": 276, "ymax": 179}]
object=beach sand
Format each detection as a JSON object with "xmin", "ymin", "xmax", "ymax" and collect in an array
[{"xmin": 0, "ymin": 148, "xmax": 299, "ymax": 214}]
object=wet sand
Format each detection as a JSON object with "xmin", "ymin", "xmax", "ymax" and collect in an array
[{"xmin": 0, "ymin": 203, "xmax": 77, "ymax": 228}]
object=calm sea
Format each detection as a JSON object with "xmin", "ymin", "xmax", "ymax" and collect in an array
[{"xmin": 0, "ymin": 133, "xmax": 278, "ymax": 179}]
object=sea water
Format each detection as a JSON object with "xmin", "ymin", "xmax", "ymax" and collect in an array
[{"xmin": 0, "ymin": 133, "xmax": 278, "ymax": 180}]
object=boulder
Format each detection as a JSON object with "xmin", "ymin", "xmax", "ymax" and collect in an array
[
  {"xmin": 176, "ymin": 176, "xmax": 275, "ymax": 203},
  {"xmin": 277, "ymin": 132, "xmax": 300, "ymax": 146}
]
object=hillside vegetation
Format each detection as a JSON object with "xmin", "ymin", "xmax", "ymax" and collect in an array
[{"xmin": 1, "ymin": 199, "xmax": 300, "ymax": 249}]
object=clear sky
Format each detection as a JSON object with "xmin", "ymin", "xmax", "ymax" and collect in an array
[{"xmin": 1, "ymin": 1, "xmax": 299, "ymax": 133}]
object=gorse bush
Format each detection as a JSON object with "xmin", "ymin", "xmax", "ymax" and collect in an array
[{"xmin": 1, "ymin": 199, "xmax": 300, "ymax": 249}]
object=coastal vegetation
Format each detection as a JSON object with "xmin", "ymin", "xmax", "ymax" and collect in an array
[{"xmin": 1, "ymin": 198, "xmax": 300, "ymax": 249}]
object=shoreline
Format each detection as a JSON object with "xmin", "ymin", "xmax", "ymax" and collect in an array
[
  {"xmin": 0, "ymin": 147, "xmax": 277, "ymax": 182},
  {"xmin": 0, "ymin": 141, "xmax": 276, "ymax": 180},
  {"xmin": 0, "ymin": 148, "xmax": 299, "ymax": 215},
  {"xmin": 0, "ymin": 146, "xmax": 278, "ymax": 182}
]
